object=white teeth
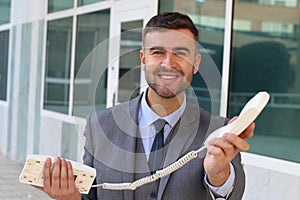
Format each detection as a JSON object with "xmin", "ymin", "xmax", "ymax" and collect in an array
[{"xmin": 160, "ymin": 75, "xmax": 176, "ymax": 80}]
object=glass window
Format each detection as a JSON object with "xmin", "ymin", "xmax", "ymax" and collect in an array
[
  {"xmin": 44, "ymin": 9, "xmax": 111, "ymax": 116},
  {"xmin": 229, "ymin": 1, "xmax": 300, "ymax": 162},
  {"xmin": 0, "ymin": 30, "xmax": 9, "ymax": 100},
  {"xmin": 73, "ymin": 9, "xmax": 110, "ymax": 117},
  {"xmin": 48, "ymin": 0, "xmax": 74, "ymax": 13},
  {"xmin": 159, "ymin": 0, "xmax": 226, "ymax": 114},
  {"xmin": 0, "ymin": 0, "xmax": 11, "ymax": 25},
  {"xmin": 78, "ymin": 0, "xmax": 105, "ymax": 6},
  {"xmin": 117, "ymin": 20, "xmax": 143, "ymax": 103},
  {"xmin": 44, "ymin": 17, "xmax": 73, "ymax": 114}
]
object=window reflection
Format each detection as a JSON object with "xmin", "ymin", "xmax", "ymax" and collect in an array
[
  {"xmin": 78, "ymin": 0, "xmax": 105, "ymax": 6},
  {"xmin": 44, "ymin": 17, "xmax": 73, "ymax": 114},
  {"xmin": 44, "ymin": 10, "xmax": 111, "ymax": 116},
  {"xmin": 0, "ymin": 0, "xmax": 11, "ymax": 25},
  {"xmin": 48, "ymin": 0, "xmax": 74, "ymax": 13},
  {"xmin": 117, "ymin": 20, "xmax": 143, "ymax": 103},
  {"xmin": 160, "ymin": 0, "xmax": 226, "ymax": 114},
  {"xmin": 73, "ymin": 10, "xmax": 110, "ymax": 117},
  {"xmin": 229, "ymin": 0, "xmax": 300, "ymax": 162},
  {"xmin": 0, "ymin": 30, "xmax": 9, "ymax": 100}
]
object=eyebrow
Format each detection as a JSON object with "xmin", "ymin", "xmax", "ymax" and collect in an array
[
  {"xmin": 149, "ymin": 46, "xmax": 164, "ymax": 51},
  {"xmin": 175, "ymin": 47, "xmax": 191, "ymax": 53},
  {"xmin": 148, "ymin": 46, "xmax": 191, "ymax": 53}
]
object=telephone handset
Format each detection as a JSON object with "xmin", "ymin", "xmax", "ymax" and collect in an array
[
  {"xmin": 19, "ymin": 91, "xmax": 270, "ymax": 193},
  {"xmin": 204, "ymin": 91, "xmax": 270, "ymax": 145}
]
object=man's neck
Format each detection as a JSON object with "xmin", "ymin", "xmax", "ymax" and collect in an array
[{"xmin": 146, "ymin": 89, "xmax": 185, "ymax": 117}]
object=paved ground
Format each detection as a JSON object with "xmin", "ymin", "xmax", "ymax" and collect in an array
[{"xmin": 0, "ymin": 153, "xmax": 51, "ymax": 200}]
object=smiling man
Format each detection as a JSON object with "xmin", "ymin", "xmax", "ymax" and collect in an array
[{"xmin": 38, "ymin": 12, "xmax": 254, "ymax": 200}]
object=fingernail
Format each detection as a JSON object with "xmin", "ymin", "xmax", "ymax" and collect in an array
[
  {"xmin": 223, "ymin": 133, "xmax": 230, "ymax": 139},
  {"xmin": 67, "ymin": 161, "xmax": 72, "ymax": 168},
  {"xmin": 54, "ymin": 156, "xmax": 60, "ymax": 162},
  {"xmin": 45, "ymin": 158, "xmax": 51, "ymax": 165}
]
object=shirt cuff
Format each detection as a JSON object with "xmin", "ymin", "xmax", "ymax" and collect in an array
[{"xmin": 204, "ymin": 163, "xmax": 235, "ymax": 198}]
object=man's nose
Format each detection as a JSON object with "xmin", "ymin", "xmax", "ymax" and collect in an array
[{"xmin": 161, "ymin": 52, "xmax": 176, "ymax": 68}]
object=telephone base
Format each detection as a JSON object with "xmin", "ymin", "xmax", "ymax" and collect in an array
[{"xmin": 19, "ymin": 154, "xmax": 96, "ymax": 194}]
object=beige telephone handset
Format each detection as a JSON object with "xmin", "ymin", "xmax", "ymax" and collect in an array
[
  {"xmin": 19, "ymin": 91, "xmax": 270, "ymax": 193},
  {"xmin": 204, "ymin": 91, "xmax": 270, "ymax": 145}
]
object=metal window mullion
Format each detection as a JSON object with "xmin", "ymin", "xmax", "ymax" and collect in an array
[
  {"xmin": 220, "ymin": 0, "xmax": 234, "ymax": 117},
  {"xmin": 40, "ymin": 1, "xmax": 49, "ymax": 113},
  {"xmin": 68, "ymin": 10, "xmax": 77, "ymax": 116},
  {"xmin": 0, "ymin": 24, "xmax": 11, "ymax": 31}
]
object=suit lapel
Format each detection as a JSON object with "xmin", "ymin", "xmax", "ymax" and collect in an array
[{"xmin": 158, "ymin": 101, "xmax": 201, "ymax": 199}]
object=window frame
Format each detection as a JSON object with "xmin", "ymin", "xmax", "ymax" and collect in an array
[
  {"xmin": 41, "ymin": 0, "xmax": 111, "ymax": 123},
  {"xmin": 0, "ymin": 18, "xmax": 11, "ymax": 106}
]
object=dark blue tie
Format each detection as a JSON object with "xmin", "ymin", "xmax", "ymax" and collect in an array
[{"xmin": 148, "ymin": 119, "xmax": 166, "ymax": 174}]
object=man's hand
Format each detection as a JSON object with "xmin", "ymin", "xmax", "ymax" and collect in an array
[
  {"xmin": 204, "ymin": 117, "xmax": 254, "ymax": 186},
  {"xmin": 34, "ymin": 157, "xmax": 82, "ymax": 200}
]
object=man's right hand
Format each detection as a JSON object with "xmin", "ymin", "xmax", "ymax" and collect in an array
[{"xmin": 35, "ymin": 157, "xmax": 82, "ymax": 200}]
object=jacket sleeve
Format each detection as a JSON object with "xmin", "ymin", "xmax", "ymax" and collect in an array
[
  {"xmin": 81, "ymin": 113, "xmax": 98, "ymax": 200},
  {"xmin": 205, "ymin": 153, "xmax": 245, "ymax": 200},
  {"xmin": 228, "ymin": 153, "xmax": 245, "ymax": 199}
]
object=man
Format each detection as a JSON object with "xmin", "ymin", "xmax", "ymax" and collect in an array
[{"xmin": 38, "ymin": 12, "xmax": 254, "ymax": 200}]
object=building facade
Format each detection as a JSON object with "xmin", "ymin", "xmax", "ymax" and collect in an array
[{"xmin": 0, "ymin": 0, "xmax": 299, "ymax": 199}]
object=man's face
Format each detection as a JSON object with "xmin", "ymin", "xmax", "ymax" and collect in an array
[{"xmin": 140, "ymin": 28, "xmax": 201, "ymax": 98}]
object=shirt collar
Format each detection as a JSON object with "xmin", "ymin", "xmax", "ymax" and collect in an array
[{"xmin": 140, "ymin": 88, "xmax": 186, "ymax": 128}]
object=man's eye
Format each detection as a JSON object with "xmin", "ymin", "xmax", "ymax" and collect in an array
[
  {"xmin": 175, "ymin": 51, "xmax": 186, "ymax": 56},
  {"xmin": 152, "ymin": 51, "xmax": 164, "ymax": 55}
]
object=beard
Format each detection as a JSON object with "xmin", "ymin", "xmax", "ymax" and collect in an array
[{"xmin": 144, "ymin": 66, "xmax": 194, "ymax": 99}]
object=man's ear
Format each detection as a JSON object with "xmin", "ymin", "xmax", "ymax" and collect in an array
[
  {"xmin": 140, "ymin": 49, "xmax": 146, "ymax": 71},
  {"xmin": 193, "ymin": 53, "xmax": 201, "ymax": 74}
]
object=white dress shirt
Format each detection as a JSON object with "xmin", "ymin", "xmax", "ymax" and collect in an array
[{"xmin": 138, "ymin": 90, "xmax": 186, "ymax": 160}]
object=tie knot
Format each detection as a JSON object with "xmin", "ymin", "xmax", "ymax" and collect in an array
[{"xmin": 153, "ymin": 119, "xmax": 167, "ymax": 133}]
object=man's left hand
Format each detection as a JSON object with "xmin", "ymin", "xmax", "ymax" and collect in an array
[{"xmin": 204, "ymin": 117, "xmax": 254, "ymax": 186}]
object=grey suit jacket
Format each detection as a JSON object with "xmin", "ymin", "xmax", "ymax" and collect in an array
[{"xmin": 82, "ymin": 94, "xmax": 245, "ymax": 200}]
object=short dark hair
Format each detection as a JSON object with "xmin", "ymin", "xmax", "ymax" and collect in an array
[{"xmin": 143, "ymin": 12, "xmax": 199, "ymax": 43}]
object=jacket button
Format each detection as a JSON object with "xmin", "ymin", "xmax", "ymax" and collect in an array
[{"xmin": 150, "ymin": 192, "xmax": 157, "ymax": 198}]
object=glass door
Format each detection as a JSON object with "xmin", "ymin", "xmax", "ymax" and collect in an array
[
  {"xmin": 106, "ymin": 1, "xmax": 157, "ymax": 107},
  {"xmin": 117, "ymin": 19, "xmax": 143, "ymax": 103}
]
